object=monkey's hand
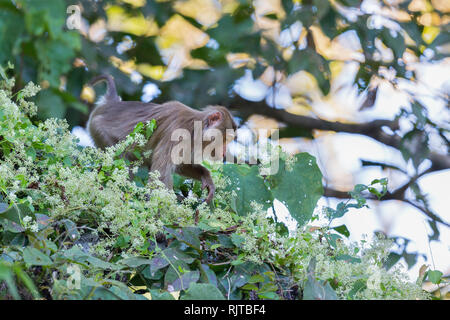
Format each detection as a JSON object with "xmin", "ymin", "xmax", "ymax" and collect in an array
[
  {"xmin": 175, "ymin": 164, "xmax": 216, "ymax": 203},
  {"xmin": 201, "ymin": 177, "xmax": 215, "ymax": 203}
]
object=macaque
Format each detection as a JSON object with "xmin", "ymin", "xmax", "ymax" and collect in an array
[{"xmin": 87, "ymin": 75, "xmax": 237, "ymax": 203}]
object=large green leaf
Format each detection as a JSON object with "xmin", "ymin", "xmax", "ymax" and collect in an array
[
  {"xmin": 35, "ymin": 34, "xmax": 80, "ymax": 87},
  {"xmin": 23, "ymin": 247, "xmax": 53, "ymax": 266},
  {"xmin": 171, "ymin": 270, "xmax": 200, "ymax": 291},
  {"xmin": 222, "ymin": 164, "xmax": 273, "ymax": 216},
  {"xmin": 36, "ymin": 89, "xmax": 66, "ymax": 119},
  {"xmin": 0, "ymin": 203, "xmax": 33, "ymax": 233},
  {"xmin": 267, "ymin": 153, "xmax": 323, "ymax": 226},
  {"xmin": 303, "ymin": 258, "xmax": 338, "ymax": 300},
  {"xmin": 0, "ymin": 6, "xmax": 25, "ymax": 64},
  {"xmin": 16, "ymin": 0, "xmax": 67, "ymax": 37}
]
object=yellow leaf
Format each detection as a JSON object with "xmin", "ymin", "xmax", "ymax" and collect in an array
[
  {"xmin": 329, "ymin": 61, "xmax": 344, "ymax": 79},
  {"xmin": 81, "ymin": 86, "xmax": 95, "ymax": 103},
  {"xmin": 285, "ymin": 103, "xmax": 312, "ymax": 116},
  {"xmin": 419, "ymin": 12, "xmax": 441, "ymax": 26},
  {"xmin": 174, "ymin": 0, "xmax": 222, "ymax": 27},
  {"xmin": 431, "ymin": 0, "xmax": 450, "ymax": 13},
  {"xmin": 222, "ymin": 0, "xmax": 240, "ymax": 14},
  {"xmin": 109, "ymin": 56, "xmax": 137, "ymax": 75},
  {"xmin": 137, "ymin": 64, "xmax": 166, "ymax": 80},
  {"xmin": 247, "ymin": 115, "xmax": 279, "ymax": 134},
  {"xmin": 286, "ymin": 71, "xmax": 318, "ymax": 95},
  {"xmin": 106, "ymin": 5, "xmax": 158, "ymax": 37},
  {"xmin": 226, "ymin": 53, "xmax": 252, "ymax": 69},
  {"xmin": 157, "ymin": 15, "xmax": 209, "ymax": 49},
  {"xmin": 422, "ymin": 26, "xmax": 440, "ymax": 44}
]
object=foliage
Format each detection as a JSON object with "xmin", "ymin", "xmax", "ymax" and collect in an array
[
  {"xmin": 0, "ymin": 75, "xmax": 433, "ymax": 300},
  {"xmin": 1, "ymin": 0, "xmax": 448, "ymax": 271}
]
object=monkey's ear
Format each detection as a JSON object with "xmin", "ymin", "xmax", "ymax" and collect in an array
[{"xmin": 207, "ymin": 111, "xmax": 223, "ymax": 127}]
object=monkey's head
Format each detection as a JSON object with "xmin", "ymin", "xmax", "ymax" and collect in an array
[{"xmin": 202, "ymin": 106, "xmax": 237, "ymax": 160}]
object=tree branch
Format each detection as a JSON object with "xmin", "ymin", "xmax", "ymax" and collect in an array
[
  {"xmin": 323, "ymin": 186, "xmax": 450, "ymax": 228},
  {"xmin": 228, "ymin": 96, "xmax": 450, "ymax": 172}
]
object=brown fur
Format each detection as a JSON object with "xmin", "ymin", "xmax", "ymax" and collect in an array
[{"xmin": 87, "ymin": 75, "xmax": 237, "ymax": 202}]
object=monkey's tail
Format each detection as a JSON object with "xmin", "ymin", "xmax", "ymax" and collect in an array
[{"xmin": 88, "ymin": 74, "xmax": 120, "ymax": 102}]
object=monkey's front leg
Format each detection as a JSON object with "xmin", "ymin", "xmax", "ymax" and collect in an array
[{"xmin": 175, "ymin": 164, "xmax": 215, "ymax": 203}]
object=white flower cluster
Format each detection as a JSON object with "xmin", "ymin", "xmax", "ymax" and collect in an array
[{"xmin": 22, "ymin": 216, "xmax": 39, "ymax": 232}]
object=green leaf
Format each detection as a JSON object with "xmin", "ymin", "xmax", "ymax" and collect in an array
[
  {"xmin": 114, "ymin": 234, "xmax": 131, "ymax": 249},
  {"xmin": 400, "ymin": 129, "xmax": 429, "ymax": 169},
  {"xmin": 119, "ymin": 257, "xmax": 153, "ymax": 268},
  {"xmin": 181, "ymin": 283, "xmax": 225, "ymax": 300},
  {"xmin": 380, "ymin": 28, "xmax": 405, "ymax": 59},
  {"xmin": 171, "ymin": 270, "xmax": 200, "ymax": 291},
  {"xmin": 0, "ymin": 263, "xmax": 20, "ymax": 300},
  {"xmin": 199, "ymin": 264, "xmax": 218, "ymax": 287},
  {"xmin": 222, "ymin": 164, "xmax": 273, "ymax": 216},
  {"xmin": 303, "ymin": 277, "xmax": 338, "ymax": 300},
  {"xmin": 337, "ymin": 0, "xmax": 361, "ymax": 7},
  {"xmin": 0, "ymin": 6, "xmax": 25, "ymax": 65},
  {"xmin": 248, "ymin": 274, "xmax": 265, "ymax": 283},
  {"xmin": 85, "ymin": 256, "xmax": 115, "ymax": 270},
  {"xmin": 207, "ymin": 14, "xmax": 259, "ymax": 55},
  {"xmin": 264, "ymin": 13, "xmax": 278, "ymax": 20},
  {"xmin": 62, "ymin": 219, "xmax": 80, "ymax": 241},
  {"xmin": 320, "ymin": 7, "xmax": 340, "ymax": 39},
  {"xmin": 162, "ymin": 248, "xmax": 196, "ymax": 264},
  {"xmin": 23, "ymin": 247, "xmax": 53, "ymax": 266},
  {"xmin": 0, "ymin": 202, "xmax": 9, "ymax": 213},
  {"xmin": 25, "ymin": 147, "xmax": 36, "ymax": 161},
  {"xmin": 324, "ymin": 233, "xmax": 342, "ymax": 249},
  {"xmin": 335, "ymin": 254, "xmax": 361, "ymax": 264},
  {"xmin": 0, "ymin": 203, "xmax": 28, "ymax": 233},
  {"xmin": 427, "ymin": 270, "xmax": 443, "ymax": 284},
  {"xmin": 348, "ymin": 279, "xmax": 367, "ymax": 299},
  {"xmin": 149, "ymin": 289, "xmax": 175, "ymax": 300},
  {"xmin": 333, "ymin": 224, "xmax": 350, "ymax": 237},
  {"xmin": 267, "ymin": 153, "xmax": 323, "ymax": 226},
  {"xmin": 230, "ymin": 233, "xmax": 245, "ymax": 247},
  {"xmin": 150, "ymin": 255, "xmax": 170, "ymax": 273},
  {"xmin": 258, "ymin": 291, "xmax": 279, "ymax": 299},
  {"xmin": 411, "ymin": 101, "xmax": 428, "ymax": 128},
  {"xmin": 17, "ymin": 0, "xmax": 66, "ymax": 37},
  {"xmin": 313, "ymin": 0, "xmax": 331, "ymax": 21},
  {"xmin": 165, "ymin": 226, "xmax": 201, "ymax": 250},
  {"xmin": 400, "ymin": 21, "xmax": 424, "ymax": 47},
  {"xmin": 242, "ymin": 283, "xmax": 259, "ymax": 291},
  {"xmin": 36, "ymin": 89, "xmax": 66, "ymax": 119},
  {"xmin": 34, "ymin": 33, "xmax": 80, "ymax": 87}
]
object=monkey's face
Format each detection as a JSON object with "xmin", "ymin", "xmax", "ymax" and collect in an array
[{"xmin": 203, "ymin": 106, "xmax": 237, "ymax": 161}]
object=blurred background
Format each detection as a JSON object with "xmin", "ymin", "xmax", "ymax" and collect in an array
[{"xmin": 0, "ymin": 0, "xmax": 448, "ymax": 295}]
